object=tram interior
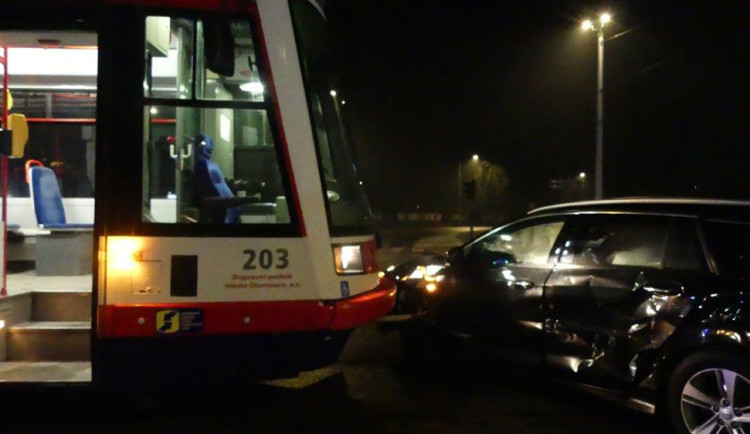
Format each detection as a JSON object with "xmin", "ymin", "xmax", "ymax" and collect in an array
[{"xmin": 0, "ymin": 29, "xmax": 97, "ymax": 382}]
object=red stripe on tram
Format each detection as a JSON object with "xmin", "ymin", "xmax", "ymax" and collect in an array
[{"xmin": 98, "ymin": 279, "xmax": 396, "ymax": 338}]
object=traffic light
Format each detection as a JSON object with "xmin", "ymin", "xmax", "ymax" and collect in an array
[{"xmin": 463, "ymin": 179, "xmax": 477, "ymax": 199}]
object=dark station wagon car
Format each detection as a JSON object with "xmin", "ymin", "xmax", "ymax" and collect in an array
[{"xmin": 402, "ymin": 198, "xmax": 750, "ymax": 433}]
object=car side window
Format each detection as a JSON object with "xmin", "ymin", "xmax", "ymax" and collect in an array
[
  {"xmin": 556, "ymin": 215, "xmax": 669, "ymax": 268},
  {"xmin": 664, "ymin": 218, "xmax": 708, "ymax": 271},
  {"xmin": 702, "ymin": 220, "xmax": 750, "ymax": 279},
  {"xmin": 468, "ymin": 220, "xmax": 564, "ymax": 267}
]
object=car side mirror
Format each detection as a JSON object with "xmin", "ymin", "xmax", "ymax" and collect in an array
[{"xmin": 446, "ymin": 246, "xmax": 464, "ymax": 264}]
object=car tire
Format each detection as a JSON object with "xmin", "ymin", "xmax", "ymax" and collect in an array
[{"xmin": 666, "ymin": 349, "xmax": 750, "ymax": 434}]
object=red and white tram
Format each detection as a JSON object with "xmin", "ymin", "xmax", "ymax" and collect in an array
[{"xmin": 0, "ymin": 0, "xmax": 395, "ymax": 386}]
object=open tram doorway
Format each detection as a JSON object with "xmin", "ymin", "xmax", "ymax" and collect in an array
[{"xmin": 0, "ymin": 27, "xmax": 97, "ymax": 383}]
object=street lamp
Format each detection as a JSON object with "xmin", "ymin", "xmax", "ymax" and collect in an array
[
  {"xmin": 457, "ymin": 154, "xmax": 480, "ymax": 210},
  {"xmin": 582, "ymin": 12, "xmax": 612, "ymax": 199}
]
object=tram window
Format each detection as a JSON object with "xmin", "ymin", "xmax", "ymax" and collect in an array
[
  {"xmin": 3, "ymin": 39, "xmax": 97, "ymax": 199},
  {"xmin": 144, "ymin": 18, "xmax": 264, "ymax": 103},
  {"xmin": 8, "ymin": 122, "xmax": 95, "ymax": 198},
  {"xmin": 290, "ymin": 0, "xmax": 373, "ymax": 233},
  {"xmin": 142, "ymin": 16, "xmax": 290, "ymax": 226}
]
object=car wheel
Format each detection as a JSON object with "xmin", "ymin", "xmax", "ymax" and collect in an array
[{"xmin": 667, "ymin": 350, "xmax": 750, "ymax": 433}]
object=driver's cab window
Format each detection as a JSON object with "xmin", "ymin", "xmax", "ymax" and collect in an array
[
  {"xmin": 468, "ymin": 220, "xmax": 565, "ymax": 267},
  {"xmin": 141, "ymin": 16, "xmax": 292, "ymax": 225}
]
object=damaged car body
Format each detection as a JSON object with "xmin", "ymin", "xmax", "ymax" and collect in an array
[{"xmin": 408, "ymin": 199, "xmax": 750, "ymax": 433}]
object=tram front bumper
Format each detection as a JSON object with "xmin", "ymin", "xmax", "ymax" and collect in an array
[
  {"xmin": 95, "ymin": 279, "xmax": 396, "ymax": 386},
  {"xmin": 326, "ymin": 277, "xmax": 397, "ymax": 331}
]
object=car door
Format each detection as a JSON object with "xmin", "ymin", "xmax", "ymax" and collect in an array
[
  {"xmin": 543, "ymin": 213, "xmax": 709, "ymax": 388},
  {"xmin": 433, "ymin": 216, "xmax": 565, "ymax": 365}
]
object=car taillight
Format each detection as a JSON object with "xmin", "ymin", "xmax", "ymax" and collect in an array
[{"xmin": 333, "ymin": 241, "xmax": 378, "ymax": 275}]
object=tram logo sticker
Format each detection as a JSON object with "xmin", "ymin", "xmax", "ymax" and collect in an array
[
  {"xmin": 156, "ymin": 310, "xmax": 180, "ymax": 334},
  {"xmin": 156, "ymin": 309, "xmax": 204, "ymax": 334}
]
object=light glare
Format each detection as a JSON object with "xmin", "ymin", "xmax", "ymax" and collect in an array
[
  {"xmin": 240, "ymin": 81, "xmax": 264, "ymax": 93},
  {"xmin": 334, "ymin": 245, "xmax": 364, "ymax": 274},
  {"xmin": 109, "ymin": 238, "xmax": 141, "ymax": 271},
  {"xmin": 600, "ymin": 13, "xmax": 611, "ymax": 24},
  {"xmin": 579, "ymin": 172, "xmax": 587, "ymax": 179},
  {"xmin": 582, "ymin": 20, "xmax": 594, "ymax": 31},
  {"xmin": 425, "ymin": 265, "xmax": 443, "ymax": 276},
  {"xmin": 472, "ymin": 154, "xmax": 479, "ymax": 161}
]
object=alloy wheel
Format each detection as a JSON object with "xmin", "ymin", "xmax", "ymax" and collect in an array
[{"xmin": 681, "ymin": 368, "xmax": 750, "ymax": 433}]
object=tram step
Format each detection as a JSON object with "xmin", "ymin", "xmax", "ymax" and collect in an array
[
  {"xmin": 7, "ymin": 321, "xmax": 90, "ymax": 361},
  {"xmin": 32, "ymin": 290, "xmax": 92, "ymax": 322}
]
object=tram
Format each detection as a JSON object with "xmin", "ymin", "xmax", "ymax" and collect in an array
[{"xmin": 0, "ymin": 0, "xmax": 394, "ymax": 386}]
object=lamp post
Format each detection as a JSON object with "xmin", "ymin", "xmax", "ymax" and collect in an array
[
  {"xmin": 582, "ymin": 12, "xmax": 611, "ymax": 199},
  {"xmin": 457, "ymin": 154, "xmax": 480, "ymax": 211},
  {"xmin": 457, "ymin": 154, "xmax": 480, "ymax": 236}
]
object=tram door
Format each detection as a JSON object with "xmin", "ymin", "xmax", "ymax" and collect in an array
[{"xmin": 0, "ymin": 23, "xmax": 98, "ymax": 382}]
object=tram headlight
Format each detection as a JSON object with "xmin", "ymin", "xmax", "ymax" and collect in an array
[
  {"xmin": 333, "ymin": 245, "xmax": 364, "ymax": 274},
  {"xmin": 108, "ymin": 238, "xmax": 142, "ymax": 271}
]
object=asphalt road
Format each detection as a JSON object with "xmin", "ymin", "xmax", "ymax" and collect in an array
[{"xmin": 3, "ymin": 323, "xmax": 666, "ymax": 433}]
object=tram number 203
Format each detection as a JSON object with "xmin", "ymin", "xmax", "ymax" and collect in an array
[{"xmin": 243, "ymin": 248, "xmax": 290, "ymax": 270}]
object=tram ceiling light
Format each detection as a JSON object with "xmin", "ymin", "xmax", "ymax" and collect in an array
[
  {"xmin": 9, "ymin": 84, "xmax": 97, "ymax": 91},
  {"xmin": 0, "ymin": 319, "xmax": 5, "ymax": 330},
  {"xmin": 239, "ymin": 81, "xmax": 264, "ymax": 93}
]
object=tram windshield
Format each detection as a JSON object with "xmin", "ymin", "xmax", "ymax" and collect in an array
[
  {"xmin": 290, "ymin": 0, "xmax": 373, "ymax": 235},
  {"xmin": 141, "ymin": 17, "xmax": 294, "ymax": 226}
]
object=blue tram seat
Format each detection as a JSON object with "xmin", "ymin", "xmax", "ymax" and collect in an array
[
  {"xmin": 28, "ymin": 166, "xmax": 93, "ymax": 275},
  {"xmin": 29, "ymin": 166, "xmax": 93, "ymax": 230},
  {"xmin": 195, "ymin": 134, "xmax": 254, "ymax": 224},
  {"xmin": 29, "ymin": 166, "xmax": 94, "ymax": 276}
]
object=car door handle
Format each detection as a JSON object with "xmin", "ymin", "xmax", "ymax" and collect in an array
[{"xmin": 642, "ymin": 280, "xmax": 683, "ymax": 296}]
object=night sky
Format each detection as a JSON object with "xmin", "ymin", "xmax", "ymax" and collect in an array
[{"xmin": 323, "ymin": 0, "xmax": 750, "ymax": 217}]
